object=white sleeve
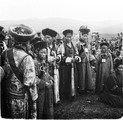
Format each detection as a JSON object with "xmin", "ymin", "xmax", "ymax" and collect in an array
[
  {"xmin": 65, "ymin": 57, "xmax": 72, "ymax": 63},
  {"xmin": 57, "ymin": 44, "xmax": 65, "ymax": 56},
  {"xmin": 75, "ymin": 56, "xmax": 81, "ymax": 62},
  {"xmin": 84, "ymin": 48, "xmax": 89, "ymax": 53},
  {"xmin": 0, "ymin": 66, "xmax": 5, "ymax": 81},
  {"xmin": 47, "ymin": 47, "xmax": 55, "ymax": 62}
]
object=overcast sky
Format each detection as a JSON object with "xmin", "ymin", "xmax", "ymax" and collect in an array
[{"xmin": 0, "ymin": 0, "xmax": 123, "ymax": 22}]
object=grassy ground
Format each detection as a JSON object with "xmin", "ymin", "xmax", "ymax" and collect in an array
[{"xmin": 54, "ymin": 93, "xmax": 123, "ymax": 119}]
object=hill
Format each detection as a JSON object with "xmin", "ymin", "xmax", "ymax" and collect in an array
[{"xmin": 0, "ymin": 18, "xmax": 121, "ymax": 38}]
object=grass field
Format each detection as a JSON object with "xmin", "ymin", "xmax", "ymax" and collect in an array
[
  {"xmin": 54, "ymin": 70, "xmax": 123, "ymax": 119},
  {"xmin": 54, "ymin": 93, "xmax": 123, "ymax": 119}
]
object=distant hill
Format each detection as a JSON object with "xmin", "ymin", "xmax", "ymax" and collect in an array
[{"xmin": 0, "ymin": 18, "xmax": 122, "ymax": 36}]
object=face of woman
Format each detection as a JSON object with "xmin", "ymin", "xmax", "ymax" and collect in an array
[
  {"xmin": 101, "ymin": 45, "xmax": 108, "ymax": 53},
  {"xmin": 79, "ymin": 33, "xmax": 88, "ymax": 42},
  {"xmin": 38, "ymin": 48, "xmax": 47, "ymax": 60},
  {"xmin": 44, "ymin": 35, "xmax": 52, "ymax": 44},
  {"xmin": 65, "ymin": 33, "xmax": 72, "ymax": 43}
]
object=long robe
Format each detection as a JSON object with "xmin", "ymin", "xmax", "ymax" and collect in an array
[
  {"xmin": 59, "ymin": 42, "xmax": 78, "ymax": 100},
  {"xmin": 99, "ymin": 70, "xmax": 123, "ymax": 107},
  {"xmin": 95, "ymin": 52, "xmax": 113, "ymax": 93},
  {"xmin": 75, "ymin": 42, "xmax": 94, "ymax": 92},
  {"xmin": 34, "ymin": 59, "xmax": 54, "ymax": 119}
]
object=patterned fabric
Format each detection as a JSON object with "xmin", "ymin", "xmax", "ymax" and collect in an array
[
  {"xmin": 5, "ymin": 94, "xmax": 28, "ymax": 118},
  {"xmin": 1, "ymin": 48, "xmax": 38, "ymax": 119}
]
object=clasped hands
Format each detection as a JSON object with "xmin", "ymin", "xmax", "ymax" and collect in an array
[{"xmin": 66, "ymin": 56, "xmax": 81, "ymax": 63}]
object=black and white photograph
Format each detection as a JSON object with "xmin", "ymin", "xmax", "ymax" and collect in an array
[{"xmin": 0, "ymin": 0, "xmax": 123, "ymax": 119}]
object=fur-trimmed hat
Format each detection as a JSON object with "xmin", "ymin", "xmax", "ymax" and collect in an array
[
  {"xmin": 9, "ymin": 24, "xmax": 35, "ymax": 43},
  {"xmin": 100, "ymin": 42, "xmax": 109, "ymax": 47},
  {"xmin": 34, "ymin": 41, "xmax": 47, "ymax": 51},
  {"xmin": 42, "ymin": 28, "xmax": 57, "ymax": 37},
  {"xmin": 79, "ymin": 25, "xmax": 90, "ymax": 35},
  {"xmin": 63, "ymin": 29, "xmax": 73, "ymax": 36}
]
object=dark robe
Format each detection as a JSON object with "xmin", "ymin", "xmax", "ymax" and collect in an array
[
  {"xmin": 34, "ymin": 59, "xmax": 54, "ymax": 119},
  {"xmin": 75, "ymin": 42, "xmax": 93, "ymax": 92},
  {"xmin": 59, "ymin": 42, "xmax": 78, "ymax": 100},
  {"xmin": 99, "ymin": 70, "xmax": 123, "ymax": 108},
  {"xmin": 95, "ymin": 52, "xmax": 113, "ymax": 93}
]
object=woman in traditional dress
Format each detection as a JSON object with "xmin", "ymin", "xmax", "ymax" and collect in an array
[
  {"xmin": 95, "ymin": 42, "xmax": 113, "ymax": 94},
  {"xmin": 58, "ymin": 29, "xmax": 81, "ymax": 100},
  {"xmin": 75, "ymin": 25, "xmax": 94, "ymax": 94},
  {"xmin": 34, "ymin": 40, "xmax": 54, "ymax": 119},
  {"xmin": 42, "ymin": 28, "xmax": 61, "ymax": 104}
]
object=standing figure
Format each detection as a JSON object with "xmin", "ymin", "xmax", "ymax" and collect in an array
[
  {"xmin": 1, "ymin": 24, "xmax": 38, "ymax": 119},
  {"xmin": 75, "ymin": 25, "xmax": 94, "ymax": 94},
  {"xmin": 34, "ymin": 41, "xmax": 54, "ymax": 119},
  {"xmin": 42, "ymin": 28, "xmax": 61, "ymax": 104},
  {"xmin": 95, "ymin": 42, "xmax": 113, "ymax": 94},
  {"xmin": 59, "ymin": 29, "xmax": 81, "ymax": 100},
  {"xmin": 42, "ymin": 28, "xmax": 58, "ymax": 67}
]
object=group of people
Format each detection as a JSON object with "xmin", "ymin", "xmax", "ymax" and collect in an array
[{"xmin": 0, "ymin": 24, "xmax": 123, "ymax": 119}]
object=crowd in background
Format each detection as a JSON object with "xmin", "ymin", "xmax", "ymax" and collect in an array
[{"xmin": 0, "ymin": 24, "xmax": 123, "ymax": 119}]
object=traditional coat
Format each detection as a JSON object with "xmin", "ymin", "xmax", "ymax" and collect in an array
[
  {"xmin": 95, "ymin": 52, "xmax": 113, "ymax": 93},
  {"xmin": 58, "ymin": 42, "xmax": 80, "ymax": 99},
  {"xmin": 34, "ymin": 59, "xmax": 54, "ymax": 119},
  {"xmin": 99, "ymin": 70, "xmax": 123, "ymax": 107},
  {"xmin": 1, "ymin": 47, "xmax": 38, "ymax": 119},
  {"xmin": 75, "ymin": 41, "xmax": 94, "ymax": 92}
]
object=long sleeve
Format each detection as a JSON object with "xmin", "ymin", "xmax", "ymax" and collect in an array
[
  {"xmin": 47, "ymin": 47, "xmax": 55, "ymax": 63},
  {"xmin": 21, "ymin": 55, "xmax": 38, "ymax": 119},
  {"xmin": 21, "ymin": 55, "xmax": 38, "ymax": 101},
  {"xmin": 0, "ymin": 66, "xmax": 5, "ymax": 81},
  {"xmin": 22, "ymin": 55, "xmax": 36, "ymax": 86},
  {"xmin": 56, "ymin": 44, "xmax": 67, "ymax": 63}
]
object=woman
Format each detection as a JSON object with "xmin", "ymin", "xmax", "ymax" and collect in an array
[
  {"xmin": 34, "ymin": 41, "xmax": 54, "ymax": 119},
  {"xmin": 58, "ymin": 29, "xmax": 81, "ymax": 100},
  {"xmin": 95, "ymin": 42, "xmax": 113, "ymax": 94},
  {"xmin": 75, "ymin": 26, "xmax": 94, "ymax": 94}
]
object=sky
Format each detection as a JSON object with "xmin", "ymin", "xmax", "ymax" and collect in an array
[{"xmin": 0, "ymin": 0, "xmax": 123, "ymax": 22}]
